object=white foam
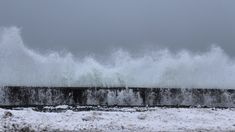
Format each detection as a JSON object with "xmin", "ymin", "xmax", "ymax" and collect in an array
[{"xmin": 0, "ymin": 27, "xmax": 235, "ymax": 88}]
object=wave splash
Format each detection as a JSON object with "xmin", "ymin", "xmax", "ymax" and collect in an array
[{"xmin": 0, "ymin": 27, "xmax": 235, "ymax": 88}]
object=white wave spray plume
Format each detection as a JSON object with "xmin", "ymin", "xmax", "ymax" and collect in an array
[{"xmin": 0, "ymin": 27, "xmax": 235, "ymax": 88}]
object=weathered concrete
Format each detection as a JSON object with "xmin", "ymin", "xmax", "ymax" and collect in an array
[{"xmin": 0, "ymin": 86, "xmax": 235, "ymax": 107}]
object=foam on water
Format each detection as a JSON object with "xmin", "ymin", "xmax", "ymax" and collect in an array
[{"xmin": 0, "ymin": 27, "xmax": 235, "ymax": 88}]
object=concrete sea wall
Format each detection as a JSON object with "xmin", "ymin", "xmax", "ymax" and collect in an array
[{"xmin": 0, "ymin": 86, "xmax": 235, "ymax": 107}]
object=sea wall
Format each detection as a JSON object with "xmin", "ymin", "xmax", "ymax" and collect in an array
[{"xmin": 0, "ymin": 86, "xmax": 234, "ymax": 107}]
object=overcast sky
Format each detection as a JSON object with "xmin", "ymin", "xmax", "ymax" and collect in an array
[{"xmin": 0, "ymin": 0, "xmax": 235, "ymax": 57}]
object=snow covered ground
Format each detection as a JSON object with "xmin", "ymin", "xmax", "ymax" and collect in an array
[{"xmin": 0, "ymin": 107, "xmax": 235, "ymax": 131}]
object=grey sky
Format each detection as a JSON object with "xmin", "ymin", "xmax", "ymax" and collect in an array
[{"xmin": 0, "ymin": 0, "xmax": 235, "ymax": 57}]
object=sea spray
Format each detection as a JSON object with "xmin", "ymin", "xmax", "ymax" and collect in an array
[{"xmin": 0, "ymin": 27, "xmax": 235, "ymax": 88}]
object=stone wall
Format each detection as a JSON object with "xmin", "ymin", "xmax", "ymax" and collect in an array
[{"xmin": 0, "ymin": 86, "xmax": 234, "ymax": 107}]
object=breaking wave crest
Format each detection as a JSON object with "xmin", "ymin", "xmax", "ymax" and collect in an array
[{"xmin": 0, "ymin": 27, "xmax": 235, "ymax": 88}]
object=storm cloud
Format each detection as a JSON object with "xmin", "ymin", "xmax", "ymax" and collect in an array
[{"xmin": 0, "ymin": 0, "xmax": 235, "ymax": 57}]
